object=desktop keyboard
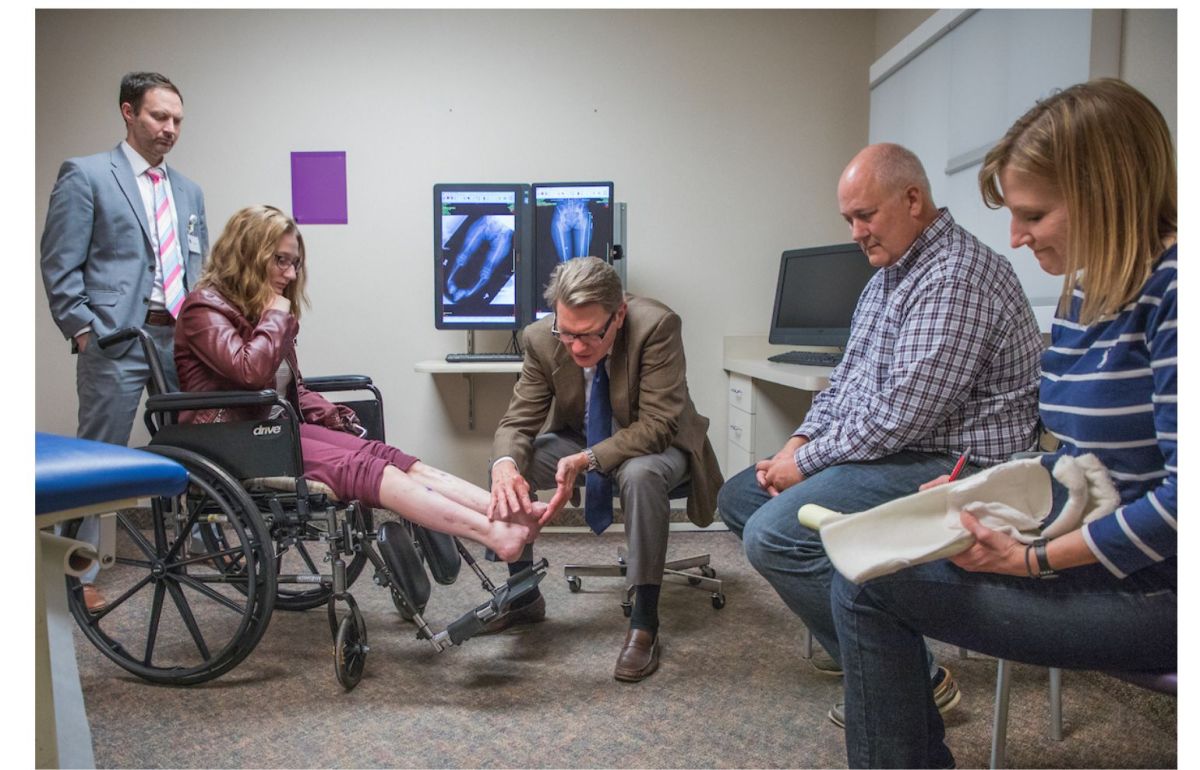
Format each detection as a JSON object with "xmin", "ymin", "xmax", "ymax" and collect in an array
[
  {"xmin": 767, "ymin": 350, "xmax": 844, "ymax": 368},
  {"xmin": 444, "ymin": 352, "xmax": 524, "ymax": 363}
]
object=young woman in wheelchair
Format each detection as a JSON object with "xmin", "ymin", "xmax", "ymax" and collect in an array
[{"xmin": 173, "ymin": 204, "xmax": 543, "ymax": 563}]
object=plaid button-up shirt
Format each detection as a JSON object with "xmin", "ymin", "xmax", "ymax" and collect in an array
[{"xmin": 794, "ymin": 209, "xmax": 1042, "ymax": 476}]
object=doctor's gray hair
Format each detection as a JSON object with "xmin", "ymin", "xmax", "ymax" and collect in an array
[{"xmin": 543, "ymin": 257, "xmax": 624, "ymax": 313}]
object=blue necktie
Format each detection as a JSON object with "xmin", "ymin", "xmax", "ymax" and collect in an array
[{"xmin": 585, "ymin": 357, "xmax": 614, "ymax": 534}]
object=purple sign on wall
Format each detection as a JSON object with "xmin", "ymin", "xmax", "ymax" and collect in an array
[{"xmin": 290, "ymin": 151, "xmax": 347, "ymax": 225}]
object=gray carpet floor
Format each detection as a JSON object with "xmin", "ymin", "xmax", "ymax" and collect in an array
[{"xmin": 74, "ymin": 529, "xmax": 1175, "ymax": 768}]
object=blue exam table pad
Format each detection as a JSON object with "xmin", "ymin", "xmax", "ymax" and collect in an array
[{"xmin": 36, "ymin": 432, "xmax": 189, "ymax": 516}]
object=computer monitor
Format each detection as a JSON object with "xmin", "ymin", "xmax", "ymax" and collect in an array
[
  {"xmin": 529, "ymin": 181, "xmax": 615, "ymax": 319},
  {"xmin": 768, "ymin": 243, "xmax": 877, "ymax": 347},
  {"xmin": 433, "ymin": 183, "xmax": 531, "ymax": 330}
]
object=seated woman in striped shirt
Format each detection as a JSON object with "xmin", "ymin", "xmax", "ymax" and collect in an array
[{"xmin": 828, "ymin": 78, "xmax": 1177, "ymax": 769}]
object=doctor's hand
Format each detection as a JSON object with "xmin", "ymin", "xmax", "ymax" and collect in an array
[
  {"xmin": 545, "ymin": 452, "xmax": 590, "ymax": 524},
  {"xmin": 756, "ymin": 436, "xmax": 808, "ymax": 496},
  {"xmin": 489, "ymin": 460, "xmax": 533, "ymax": 522}
]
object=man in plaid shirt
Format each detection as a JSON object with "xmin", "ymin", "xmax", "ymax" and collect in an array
[{"xmin": 718, "ymin": 143, "xmax": 1042, "ymax": 724}]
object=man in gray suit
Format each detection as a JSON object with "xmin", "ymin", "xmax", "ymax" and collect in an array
[{"xmin": 40, "ymin": 71, "xmax": 208, "ymax": 611}]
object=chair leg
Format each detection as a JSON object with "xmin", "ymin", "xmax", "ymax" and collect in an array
[
  {"xmin": 990, "ymin": 659, "xmax": 1012, "ymax": 769},
  {"xmin": 563, "ymin": 547, "xmax": 724, "ymax": 611},
  {"xmin": 1048, "ymin": 666, "xmax": 1063, "ymax": 740}
]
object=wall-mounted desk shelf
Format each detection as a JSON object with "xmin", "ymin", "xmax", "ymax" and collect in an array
[{"xmin": 414, "ymin": 359, "xmax": 522, "ymax": 430}]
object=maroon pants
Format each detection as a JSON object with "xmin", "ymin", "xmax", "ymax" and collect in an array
[{"xmin": 299, "ymin": 423, "xmax": 419, "ymax": 509}]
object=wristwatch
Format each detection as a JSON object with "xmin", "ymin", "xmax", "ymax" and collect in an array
[
  {"xmin": 585, "ymin": 448, "xmax": 600, "ymax": 472},
  {"xmin": 1031, "ymin": 538, "xmax": 1058, "ymax": 579}
]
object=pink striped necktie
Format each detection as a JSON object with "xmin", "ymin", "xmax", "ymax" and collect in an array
[{"xmin": 146, "ymin": 168, "xmax": 185, "ymax": 318}]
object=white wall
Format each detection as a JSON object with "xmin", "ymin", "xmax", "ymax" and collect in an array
[
  {"xmin": 874, "ymin": 8, "xmax": 936, "ymax": 59},
  {"xmin": 867, "ymin": 8, "xmax": 1177, "ymax": 330},
  {"xmin": 35, "ymin": 9, "xmax": 875, "ymax": 484},
  {"xmin": 1121, "ymin": 8, "xmax": 1178, "ymax": 143}
]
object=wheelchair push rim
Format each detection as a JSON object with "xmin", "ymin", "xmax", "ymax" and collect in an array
[{"xmin": 65, "ymin": 446, "xmax": 277, "ymax": 685}]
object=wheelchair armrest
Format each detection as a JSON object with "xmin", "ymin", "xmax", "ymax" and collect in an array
[
  {"xmin": 145, "ymin": 389, "xmax": 281, "ymax": 414},
  {"xmin": 302, "ymin": 375, "xmax": 374, "ymax": 392}
]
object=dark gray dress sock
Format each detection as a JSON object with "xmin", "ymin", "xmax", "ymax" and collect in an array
[{"xmin": 630, "ymin": 584, "xmax": 661, "ymax": 632}]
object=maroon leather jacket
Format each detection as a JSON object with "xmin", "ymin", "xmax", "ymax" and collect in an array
[{"xmin": 173, "ymin": 286, "xmax": 356, "ymax": 429}]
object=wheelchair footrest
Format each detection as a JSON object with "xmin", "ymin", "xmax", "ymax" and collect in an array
[
  {"xmin": 442, "ymin": 558, "xmax": 548, "ymax": 647},
  {"xmin": 497, "ymin": 558, "xmax": 549, "ymax": 612}
]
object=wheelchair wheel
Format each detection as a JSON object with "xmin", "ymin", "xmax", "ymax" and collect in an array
[
  {"xmin": 202, "ymin": 501, "xmax": 374, "ymax": 612},
  {"xmin": 65, "ymin": 446, "xmax": 276, "ymax": 685},
  {"xmin": 334, "ymin": 602, "xmax": 368, "ymax": 691}
]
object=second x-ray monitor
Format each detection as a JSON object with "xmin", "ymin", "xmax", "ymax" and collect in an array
[
  {"xmin": 433, "ymin": 183, "xmax": 531, "ymax": 330},
  {"xmin": 530, "ymin": 181, "xmax": 615, "ymax": 319},
  {"xmin": 769, "ymin": 242, "xmax": 878, "ymax": 349}
]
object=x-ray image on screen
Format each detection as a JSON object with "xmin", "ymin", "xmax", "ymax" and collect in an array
[
  {"xmin": 436, "ymin": 188, "xmax": 519, "ymax": 327},
  {"xmin": 532, "ymin": 182, "xmax": 614, "ymax": 318},
  {"xmin": 550, "ymin": 199, "xmax": 593, "ymax": 261}
]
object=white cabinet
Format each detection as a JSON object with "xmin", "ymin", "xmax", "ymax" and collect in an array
[{"xmin": 722, "ymin": 336, "xmax": 831, "ymax": 477}]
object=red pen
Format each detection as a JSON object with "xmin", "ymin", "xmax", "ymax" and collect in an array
[{"xmin": 948, "ymin": 450, "xmax": 972, "ymax": 481}]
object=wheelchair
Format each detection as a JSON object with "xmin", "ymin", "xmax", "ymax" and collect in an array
[{"xmin": 62, "ymin": 327, "xmax": 547, "ymax": 690}]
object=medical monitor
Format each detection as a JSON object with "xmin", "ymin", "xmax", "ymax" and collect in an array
[
  {"xmin": 768, "ymin": 243, "xmax": 877, "ymax": 347},
  {"xmin": 433, "ymin": 183, "xmax": 531, "ymax": 330},
  {"xmin": 529, "ymin": 181, "xmax": 615, "ymax": 319}
]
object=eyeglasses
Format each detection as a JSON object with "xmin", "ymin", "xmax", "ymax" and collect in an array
[
  {"xmin": 273, "ymin": 254, "xmax": 303, "ymax": 273},
  {"xmin": 551, "ymin": 312, "xmax": 615, "ymax": 345}
]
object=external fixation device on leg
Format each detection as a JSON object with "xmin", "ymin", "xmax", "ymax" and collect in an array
[{"xmin": 797, "ymin": 454, "xmax": 1120, "ymax": 584}]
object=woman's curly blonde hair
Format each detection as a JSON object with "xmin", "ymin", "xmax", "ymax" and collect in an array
[{"xmin": 197, "ymin": 205, "xmax": 309, "ymax": 322}]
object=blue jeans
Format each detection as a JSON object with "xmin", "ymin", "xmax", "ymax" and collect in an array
[
  {"xmin": 717, "ymin": 450, "xmax": 961, "ymax": 664},
  {"xmin": 832, "ymin": 559, "xmax": 1176, "ymax": 768}
]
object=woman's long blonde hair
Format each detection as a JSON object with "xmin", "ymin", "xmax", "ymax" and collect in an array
[
  {"xmin": 197, "ymin": 205, "xmax": 309, "ymax": 322},
  {"xmin": 979, "ymin": 78, "xmax": 1176, "ymax": 324}
]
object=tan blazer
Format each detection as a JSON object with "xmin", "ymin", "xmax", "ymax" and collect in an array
[{"xmin": 493, "ymin": 295, "xmax": 723, "ymax": 526}]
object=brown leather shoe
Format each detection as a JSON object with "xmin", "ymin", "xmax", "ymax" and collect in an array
[
  {"xmin": 82, "ymin": 584, "xmax": 108, "ymax": 614},
  {"xmin": 478, "ymin": 593, "xmax": 546, "ymax": 635},
  {"xmin": 614, "ymin": 627, "xmax": 660, "ymax": 682}
]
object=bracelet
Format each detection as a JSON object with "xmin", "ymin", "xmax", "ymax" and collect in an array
[
  {"xmin": 584, "ymin": 448, "xmax": 600, "ymax": 472},
  {"xmin": 1027, "ymin": 537, "xmax": 1056, "ymax": 578}
]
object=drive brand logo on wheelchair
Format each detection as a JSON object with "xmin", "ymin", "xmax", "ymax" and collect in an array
[{"xmin": 63, "ymin": 326, "xmax": 547, "ymax": 690}]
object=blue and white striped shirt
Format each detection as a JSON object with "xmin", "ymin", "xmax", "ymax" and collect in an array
[
  {"xmin": 794, "ymin": 209, "xmax": 1043, "ymax": 475},
  {"xmin": 1040, "ymin": 246, "xmax": 1177, "ymax": 579}
]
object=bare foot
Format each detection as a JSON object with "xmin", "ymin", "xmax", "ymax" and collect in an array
[{"xmin": 491, "ymin": 519, "xmax": 534, "ymax": 562}]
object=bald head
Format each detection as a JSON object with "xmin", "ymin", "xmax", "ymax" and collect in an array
[{"xmin": 838, "ymin": 143, "xmax": 939, "ymax": 268}]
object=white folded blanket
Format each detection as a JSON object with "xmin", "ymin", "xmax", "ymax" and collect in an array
[{"xmin": 797, "ymin": 454, "xmax": 1119, "ymax": 584}]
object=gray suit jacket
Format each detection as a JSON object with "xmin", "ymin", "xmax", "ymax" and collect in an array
[
  {"xmin": 493, "ymin": 295, "xmax": 724, "ymax": 527},
  {"xmin": 40, "ymin": 144, "xmax": 209, "ymax": 358}
]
